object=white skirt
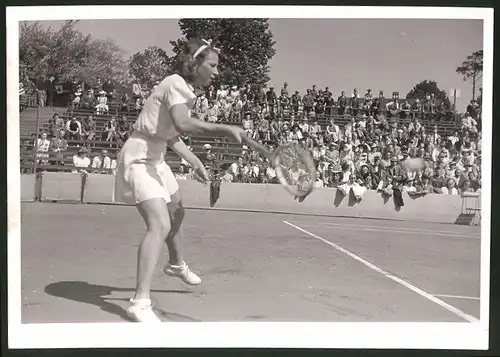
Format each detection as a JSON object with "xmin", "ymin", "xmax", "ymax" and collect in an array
[{"xmin": 113, "ymin": 131, "xmax": 179, "ymax": 205}]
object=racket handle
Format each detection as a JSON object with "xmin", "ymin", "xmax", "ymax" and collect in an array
[{"xmin": 240, "ymin": 133, "xmax": 272, "ymax": 159}]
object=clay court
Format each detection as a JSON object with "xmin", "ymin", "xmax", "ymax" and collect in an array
[{"xmin": 21, "ymin": 202, "xmax": 481, "ymax": 323}]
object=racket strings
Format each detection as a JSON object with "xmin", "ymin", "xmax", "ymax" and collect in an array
[{"xmin": 275, "ymin": 144, "xmax": 315, "ymax": 191}]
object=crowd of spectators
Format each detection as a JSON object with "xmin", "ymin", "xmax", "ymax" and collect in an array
[
  {"xmin": 21, "ymin": 76, "xmax": 483, "ymax": 200},
  {"xmin": 181, "ymin": 83, "xmax": 482, "ymax": 199}
]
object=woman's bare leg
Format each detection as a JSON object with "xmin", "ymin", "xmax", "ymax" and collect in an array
[
  {"xmin": 163, "ymin": 190, "xmax": 201, "ymax": 285},
  {"xmin": 134, "ymin": 198, "xmax": 171, "ymax": 300}
]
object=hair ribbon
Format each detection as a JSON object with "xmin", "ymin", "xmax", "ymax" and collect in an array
[{"xmin": 193, "ymin": 39, "xmax": 220, "ymax": 59}]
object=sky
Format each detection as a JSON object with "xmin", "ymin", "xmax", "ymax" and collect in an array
[{"xmin": 34, "ymin": 18, "xmax": 483, "ymax": 111}]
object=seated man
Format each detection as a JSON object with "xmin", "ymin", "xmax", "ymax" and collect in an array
[{"xmin": 65, "ymin": 116, "xmax": 82, "ymax": 141}]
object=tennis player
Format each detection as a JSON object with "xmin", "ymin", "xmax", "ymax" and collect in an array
[{"xmin": 113, "ymin": 38, "xmax": 244, "ymax": 322}]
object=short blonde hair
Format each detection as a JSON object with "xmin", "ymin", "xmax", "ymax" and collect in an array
[{"xmin": 174, "ymin": 38, "xmax": 219, "ymax": 82}]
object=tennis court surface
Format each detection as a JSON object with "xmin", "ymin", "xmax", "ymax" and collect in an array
[{"xmin": 21, "ymin": 202, "xmax": 481, "ymax": 323}]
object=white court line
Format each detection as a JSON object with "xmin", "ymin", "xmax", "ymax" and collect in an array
[
  {"xmin": 283, "ymin": 220, "xmax": 480, "ymax": 323},
  {"xmin": 291, "ymin": 221, "xmax": 480, "ymax": 239},
  {"xmin": 433, "ymin": 294, "xmax": 480, "ymax": 301}
]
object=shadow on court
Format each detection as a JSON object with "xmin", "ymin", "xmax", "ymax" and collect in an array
[{"xmin": 44, "ymin": 281, "xmax": 200, "ymax": 322}]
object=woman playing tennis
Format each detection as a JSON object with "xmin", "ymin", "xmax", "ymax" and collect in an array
[{"xmin": 113, "ymin": 38, "xmax": 244, "ymax": 322}]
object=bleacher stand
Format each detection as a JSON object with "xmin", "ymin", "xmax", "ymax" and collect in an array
[{"xmin": 20, "ymin": 81, "xmax": 482, "ymax": 199}]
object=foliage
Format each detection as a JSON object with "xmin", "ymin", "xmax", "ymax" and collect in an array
[
  {"xmin": 169, "ymin": 19, "xmax": 276, "ymax": 91},
  {"xmin": 456, "ymin": 50, "xmax": 483, "ymax": 99},
  {"xmin": 405, "ymin": 80, "xmax": 451, "ymax": 107},
  {"xmin": 128, "ymin": 46, "xmax": 170, "ymax": 89},
  {"xmin": 19, "ymin": 20, "xmax": 128, "ymax": 87}
]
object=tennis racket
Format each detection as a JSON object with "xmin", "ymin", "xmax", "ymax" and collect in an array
[{"xmin": 240, "ymin": 134, "xmax": 317, "ymax": 198}]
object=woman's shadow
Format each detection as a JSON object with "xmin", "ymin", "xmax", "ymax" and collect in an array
[{"xmin": 44, "ymin": 281, "xmax": 200, "ymax": 322}]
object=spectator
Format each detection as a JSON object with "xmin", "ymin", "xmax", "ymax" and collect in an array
[
  {"xmin": 174, "ymin": 165, "xmax": 193, "ymax": 180},
  {"xmin": 49, "ymin": 129, "xmax": 68, "ymax": 166},
  {"xmin": 72, "ymin": 147, "xmax": 91, "ymax": 173},
  {"xmin": 72, "ymin": 85, "xmax": 83, "ymax": 109},
  {"xmin": 91, "ymin": 149, "xmax": 112, "ymax": 173},
  {"xmin": 102, "ymin": 117, "xmax": 119, "ymax": 143},
  {"xmin": 80, "ymin": 89, "xmax": 95, "ymax": 109},
  {"xmin": 95, "ymin": 90, "xmax": 109, "ymax": 115},
  {"xmin": 207, "ymin": 100, "xmax": 220, "ymax": 123},
  {"xmin": 65, "ymin": 116, "xmax": 82, "ymax": 141},
  {"xmin": 120, "ymin": 93, "xmax": 131, "ymax": 112},
  {"xmin": 200, "ymin": 144, "xmax": 219, "ymax": 172},
  {"xmin": 441, "ymin": 178, "xmax": 459, "ymax": 195},
  {"xmin": 36, "ymin": 132, "xmax": 51, "ymax": 166},
  {"xmin": 117, "ymin": 115, "xmax": 132, "ymax": 142},
  {"xmin": 81, "ymin": 115, "xmax": 97, "ymax": 142},
  {"xmin": 48, "ymin": 113, "xmax": 65, "ymax": 138}
]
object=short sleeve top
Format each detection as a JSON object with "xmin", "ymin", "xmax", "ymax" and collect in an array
[{"xmin": 132, "ymin": 74, "xmax": 197, "ymax": 141}]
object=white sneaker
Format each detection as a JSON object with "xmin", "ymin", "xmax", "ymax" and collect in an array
[
  {"xmin": 164, "ymin": 262, "xmax": 201, "ymax": 285},
  {"xmin": 126, "ymin": 298, "xmax": 162, "ymax": 323}
]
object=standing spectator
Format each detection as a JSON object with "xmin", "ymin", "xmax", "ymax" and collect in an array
[
  {"xmin": 290, "ymin": 90, "xmax": 301, "ymax": 116},
  {"xmin": 44, "ymin": 76, "xmax": 55, "ymax": 107},
  {"xmin": 303, "ymin": 89, "xmax": 315, "ymax": 115},
  {"xmin": 350, "ymin": 89, "xmax": 361, "ymax": 116},
  {"xmin": 66, "ymin": 116, "xmax": 82, "ymax": 141},
  {"xmin": 266, "ymin": 87, "xmax": 277, "ymax": 117},
  {"xmin": 281, "ymin": 82, "xmax": 289, "ymax": 97},
  {"xmin": 36, "ymin": 75, "xmax": 46, "ymax": 107},
  {"xmin": 337, "ymin": 91, "xmax": 348, "ymax": 115},
  {"xmin": 324, "ymin": 92, "xmax": 335, "ymax": 117}
]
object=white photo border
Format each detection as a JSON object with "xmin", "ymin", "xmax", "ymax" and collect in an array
[{"xmin": 7, "ymin": 5, "xmax": 493, "ymax": 350}]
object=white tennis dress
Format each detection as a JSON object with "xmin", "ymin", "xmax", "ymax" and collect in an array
[{"xmin": 113, "ymin": 74, "xmax": 197, "ymax": 205}]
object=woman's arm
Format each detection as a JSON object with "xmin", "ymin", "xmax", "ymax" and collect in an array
[
  {"xmin": 170, "ymin": 104, "xmax": 242, "ymax": 141},
  {"xmin": 167, "ymin": 136, "xmax": 204, "ymax": 170}
]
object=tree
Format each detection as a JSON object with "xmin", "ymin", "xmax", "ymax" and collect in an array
[
  {"xmin": 128, "ymin": 46, "xmax": 170, "ymax": 89},
  {"xmin": 406, "ymin": 80, "xmax": 451, "ymax": 107},
  {"xmin": 19, "ymin": 20, "xmax": 128, "ymax": 87},
  {"xmin": 456, "ymin": 50, "xmax": 483, "ymax": 101},
  {"xmin": 169, "ymin": 19, "xmax": 276, "ymax": 91}
]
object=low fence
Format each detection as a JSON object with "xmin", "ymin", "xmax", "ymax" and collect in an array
[{"xmin": 20, "ymin": 173, "xmax": 481, "ymax": 225}]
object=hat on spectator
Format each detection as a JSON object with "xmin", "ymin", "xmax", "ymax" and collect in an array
[
  {"xmin": 101, "ymin": 149, "xmax": 108, "ymax": 155},
  {"xmin": 203, "ymin": 144, "xmax": 212, "ymax": 150},
  {"xmin": 99, "ymin": 90, "xmax": 106, "ymax": 95},
  {"xmin": 391, "ymin": 156, "xmax": 399, "ymax": 162},
  {"xmin": 78, "ymin": 147, "xmax": 88, "ymax": 154}
]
